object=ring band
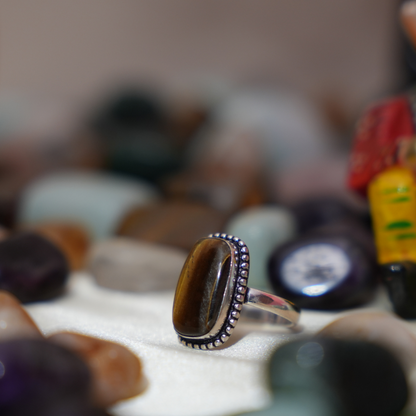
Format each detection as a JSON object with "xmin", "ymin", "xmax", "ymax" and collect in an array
[
  {"xmin": 244, "ymin": 287, "xmax": 300, "ymax": 327},
  {"xmin": 172, "ymin": 233, "xmax": 301, "ymax": 350}
]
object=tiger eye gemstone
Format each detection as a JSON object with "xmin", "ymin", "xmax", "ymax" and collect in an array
[{"xmin": 173, "ymin": 238, "xmax": 232, "ymax": 337}]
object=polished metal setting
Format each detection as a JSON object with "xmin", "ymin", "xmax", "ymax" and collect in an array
[{"xmin": 174, "ymin": 233, "xmax": 301, "ymax": 350}]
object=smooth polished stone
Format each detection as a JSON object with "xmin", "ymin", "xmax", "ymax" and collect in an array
[
  {"xmin": 269, "ymin": 338, "xmax": 408, "ymax": 416},
  {"xmin": 18, "ymin": 171, "xmax": 159, "ymax": 241},
  {"xmin": 92, "ymin": 88, "xmax": 164, "ymax": 133},
  {"xmin": 318, "ymin": 312, "xmax": 416, "ymax": 377},
  {"xmin": 309, "ymin": 219, "xmax": 376, "ymax": 263},
  {"xmin": 162, "ymin": 170, "xmax": 266, "ymax": 213},
  {"xmin": 117, "ymin": 201, "xmax": 227, "ymax": 251},
  {"xmin": 0, "ymin": 232, "xmax": 69, "ymax": 303},
  {"xmin": 238, "ymin": 390, "xmax": 338, "ymax": 416},
  {"xmin": 27, "ymin": 222, "xmax": 90, "ymax": 270},
  {"xmin": 225, "ymin": 206, "xmax": 296, "ymax": 290},
  {"xmin": 290, "ymin": 196, "xmax": 364, "ymax": 234},
  {"xmin": 105, "ymin": 135, "xmax": 183, "ymax": 183},
  {"xmin": 41, "ymin": 404, "xmax": 110, "ymax": 416},
  {"xmin": 268, "ymin": 234, "xmax": 377, "ymax": 310},
  {"xmin": 0, "ymin": 291, "xmax": 43, "ymax": 341},
  {"xmin": 381, "ymin": 262, "xmax": 416, "ymax": 319},
  {"xmin": 48, "ymin": 332, "xmax": 145, "ymax": 407},
  {"xmin": 91, "ymin": 89, "xmax": 183, "ymax": 182},
  {"xmin": 87, "ymin": 238, "xmax": 187, "ymax": 293},
  {"xmin": 173, "ymin": 238, "xmax": 231, "ymax": 337},
  {"xmin": 189, "ymin": 88, "xmax": 329, "ymax": 174},
  {"xmin": 0, "ymin": 339, "xmax": 92, "ymax": 414}
]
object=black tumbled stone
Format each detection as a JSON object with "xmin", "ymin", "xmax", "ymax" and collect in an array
[
  {"xmin": 269, "ymin": 338, "xmax": 408, "ymax": 416},
  {"xmin": 381, "ymin": 261, "xmax": 416, "ymax": 319},
  {"xmin": 0, "ymin": 232, "xmax": 69, "ymax": 303}
]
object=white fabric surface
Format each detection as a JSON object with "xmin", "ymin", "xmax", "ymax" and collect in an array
[{"xmin": 24, "ymin": 273, "xmax": 405, "ymax": 416}]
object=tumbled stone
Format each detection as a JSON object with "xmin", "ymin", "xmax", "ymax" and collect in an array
[
  {"xmin": 87, "ymin": 238, "xmax": 187, "ymax": 292},
  {"xmin": 225, "ymin": 206, "xmax": 296, "ymax": 289},
  {"xmin": 267, "ymin": 233, "xmax": 377, "ymax": 310},
  {"xmin": 380, "ymin": 261, "xmax": 416, "ymax": 319},
  {"xmin": 0, "ymin": 339, "xmax": 92, "ymax": 414},
  {"xmin": 238, "ymin": 390, "xmax": 338, "ymax": 416},
  {"xmin": 27, "ymin": 222, "xmax": 90, "ymax": 271},
  {"xmin": 173, "ymin": 238, "xmax": 232, "ymax": 337},
  {"xmin": 91, "ymin": 89, "xmax": 187, "ymax": 182},
  {"xmin": 116, "ymin": 201, "xmax": 227, "ymax": 251},
  {"xmin": 18, "ymin": 171, "xmax": 159, "ymax": 240},
  {"xmin": 319, "ymin": 312, "xmax": 416, "ymax": 367},
  {"xmin": 0, "ymin": 232, "xmax": 69, "ymax": 303},
  {"xmin": 0, "ymin": 291, "xmax": 43, "ymax": 341},
  {"xmin": 269, "ymin": 338, "xmax": 408, "ymax": 416},
  {"xmin": 41, "ymin": 404, "xmax": 111, "ymax": 416},
  {"xmin": 318, "ymin": 311, "xmax": 416, "ymax": 410},
  {"xmin": 290, "ymin": 196, "xmax": 364, "ymax": 234},
  {"xmin": 48, "ymin": 332, "xmax": 145, "ymax": 407}
]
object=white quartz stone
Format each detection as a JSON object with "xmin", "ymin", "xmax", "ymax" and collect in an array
[{"xmin": 87, "ymin": 238, "xmax": 187, "ymax": 293}]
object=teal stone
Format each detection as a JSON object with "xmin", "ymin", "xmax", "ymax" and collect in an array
[
  {"xmin": 225, "ymin": 206, "xmax": 295, "ymax": 290},
  {"xmin": 239, "ymin": 390, "xmax": 338, "ymax": 416},
  {"xmin": 18, "ymin": 172, "xmax": 159, "ymax": 240},
  {"xmin": 267, "ymin": 338, "xmax": 408, "ymax": 416}
]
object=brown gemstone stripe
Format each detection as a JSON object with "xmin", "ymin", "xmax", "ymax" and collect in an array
[{"xmin": 177, "ymin": 233, "xmax": 250, "ymax": 350}]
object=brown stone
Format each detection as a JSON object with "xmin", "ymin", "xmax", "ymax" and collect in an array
[
  {"xmin": 27, "ymin": 222, "xmax": 90, "ymax": 270},
  {"xmin": 48, "ymin": 332, "xmax": 145, "ymax": 407},
  {"xmin": 0, "ymin": 290, "xmax": 43, "ymax": 341},
  {"xmin": 116, "ymin": 201, "xmax": 228, "ymax": 251},
  {"xmin": 173, "ymin": 238, "xmax": 232, "ymax": 337}
]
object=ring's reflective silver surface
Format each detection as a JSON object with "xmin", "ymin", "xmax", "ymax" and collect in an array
[{"xmin": 172, "ymin": 233, "xmax": 301, "ymax": 350}]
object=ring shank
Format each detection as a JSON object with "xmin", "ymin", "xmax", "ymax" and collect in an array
[{"xmin": 243, "ymin": 287, "xmax": 301, "ymax": 327}]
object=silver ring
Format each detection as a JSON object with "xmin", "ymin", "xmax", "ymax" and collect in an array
[{"xmin": 172, "ymin": 233, "xmax": 301, "ymax": 350}]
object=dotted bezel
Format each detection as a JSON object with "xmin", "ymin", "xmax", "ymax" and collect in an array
[{"xmin": 177, "ymin": 233, "xmax": 250, "ymax": 350}]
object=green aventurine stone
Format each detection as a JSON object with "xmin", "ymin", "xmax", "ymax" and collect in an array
[{"xmin": 173, "ymin": 238, "xmax": 232, "ymax": 337}]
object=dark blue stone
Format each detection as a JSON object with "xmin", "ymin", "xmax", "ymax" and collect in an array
[
  {"xmin": 0, "ymin": 232, "xmax": 69, "ymax": 303},
  {"xmin": 267, "ymin": 233, "xmax": 377, "ymax": 310}
]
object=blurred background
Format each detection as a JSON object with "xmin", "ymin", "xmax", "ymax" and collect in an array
[
  {"xmin": 0, "ymin": 0, "xmax": 408, "ymax": 236},
  {"xmin": 0, "ymin": 0, "xmax": 403, "ymax": 120}
]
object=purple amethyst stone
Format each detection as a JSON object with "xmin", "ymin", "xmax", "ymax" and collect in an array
[
  {"xmin": 0, "ymin": 232, "xmax": 69, "ymax": 303},
  {"xmin": 0, "ymin": 339, "xmax": 91, "ymax": 414}
]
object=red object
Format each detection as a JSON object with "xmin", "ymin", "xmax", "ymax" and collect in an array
[{"xmin": 347, "ymin": 95, "xmax": 415, "ymax": 196}]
